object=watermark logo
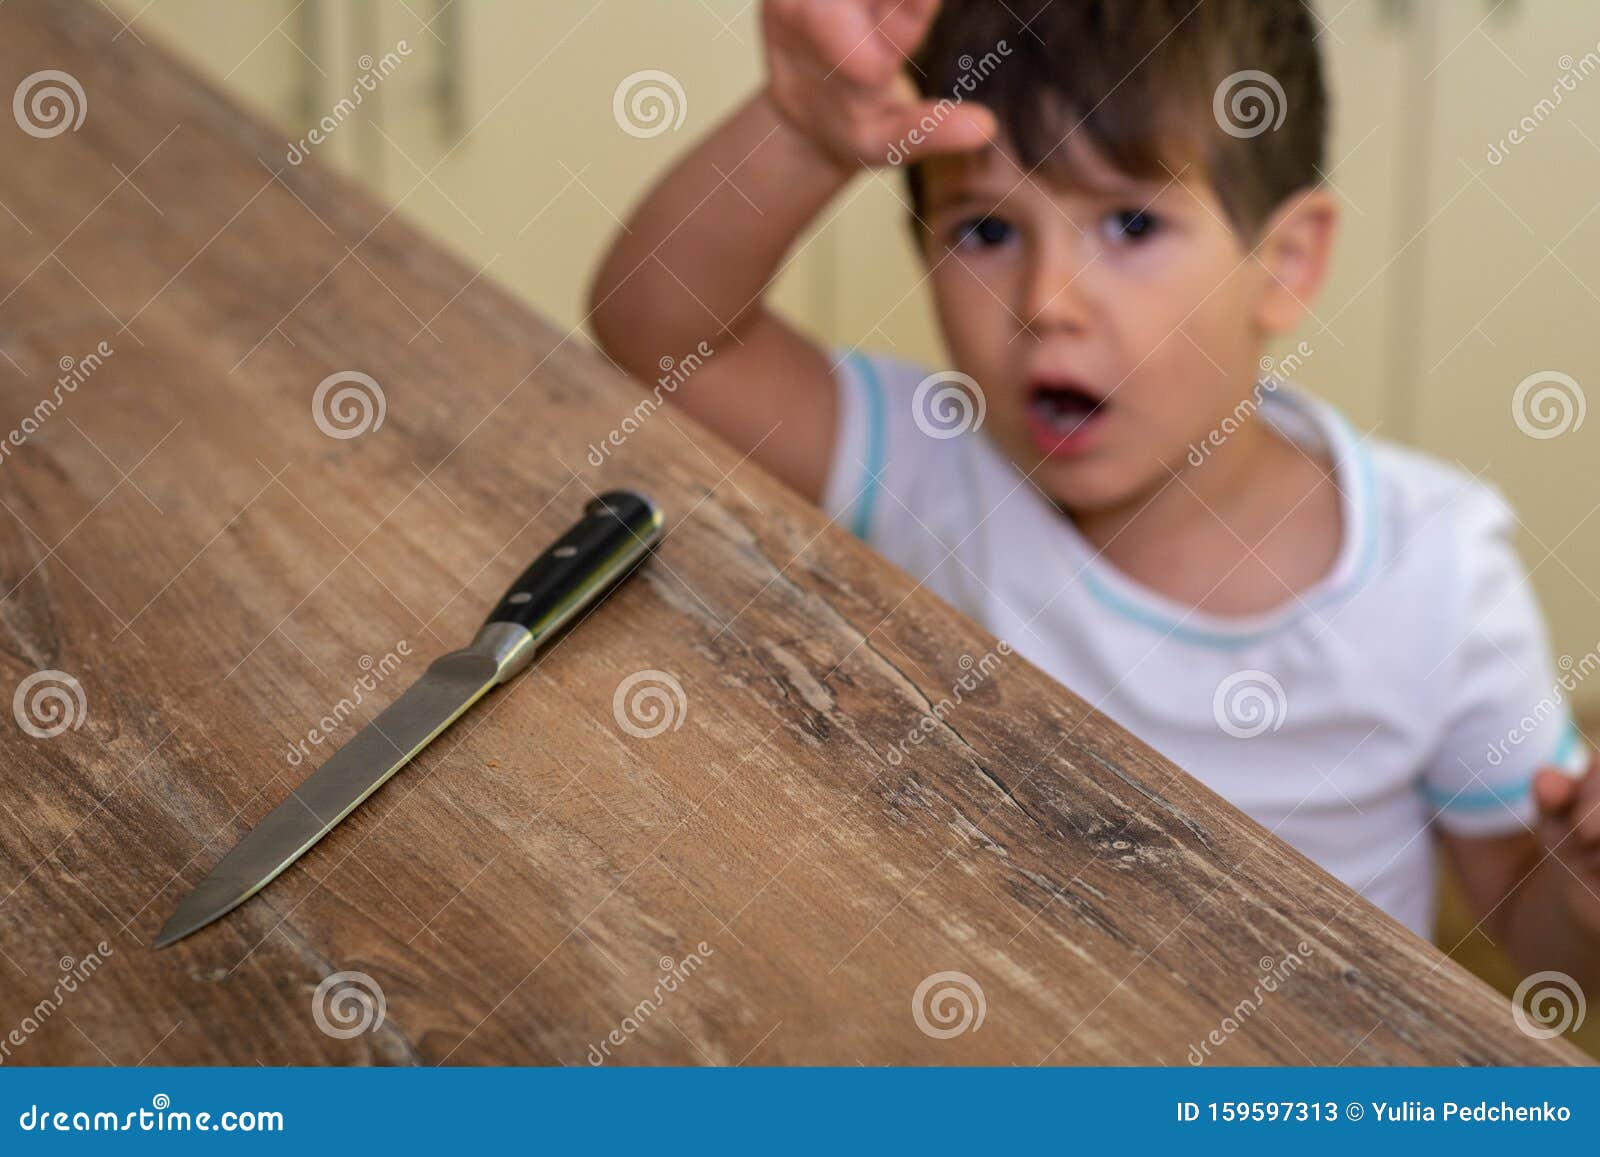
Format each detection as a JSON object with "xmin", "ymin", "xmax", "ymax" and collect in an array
[
  {"xmin": 1511, "ymin": 970, "xmax": 1586, "ymax": 1039},
  {"xmin": 13, "ymin": 669, "xmax": 86, "ymax": 739},
  {"xmin": 312, "ymin": 370, "xmax": 386, "ymax": 439},
  {"xmin": 1187, "ymin": 943, "xmax": 1314, "ymax": 1064},
  {"xmin": 286, "ymin": 42, "xmax": 412, "ymax": 164},
  {"xmin": 1213, "ymin": 70, "xmax": 1286, "ymax": 139},
  {"xmin": 17, "ymin": 1092, "xmax": 282, "ymax": 1133},
  {"xmin": 0, "ymin": 340, "xmax": 113, "ymax": 470},
  {"xmin": 1512, "ymin": 370, "xmax": 1584, "ymax": 439},
  {"xmin": 883, "ymin": 642, "xmax": 1012, "ymax": 766},
  {"xmin": 885, "ymin": 41, "xmax": 1012, "ymax": 165},
  {"xmin": 13, "ymin": 70, "xmax": 87, "ymax": 139},
  {"xmin": 586, "ymin": 943, "xmax": 714, "ymax": 1064},
  {"xmin": 1187, "ymin": 340, "xmax": 1313, "ymax": 467},
  {"xmin": 613, "ymin": 70, "xmax": 687, "ymax": 139},
  {"xmin": 912, "ymin": 370, "xmax": 985, "ymax": 439},
  {"xmin": 612, "ymin": 669, "xmax": 687, "ymax": 738},
  {"xmin": 0, "ymin": 942, "xmax": 113, "ymax": 1064},
  {"xmin": 1488, "ymin": 46, "xmax": 1600, "ymax": 166},
  {"xmin": 1484, "ymin": 642, "xmax": 1600, "ymax": 769},
  {"xmin": 286, "ymin": 642, "xmax": 412, "ymax": 766},
  {"xmin": 911, "ymin": 970, "xmax": 986, "ymax": 1039},
  {"xmin": 1212, "ymin": 669, "xmax": 1287, "ymax": 739},
  {"xmin": 587, "ymin": 339, "xmax": 714, "ymax": 465},
  {"xmin": 311, "ymin": 970, "xmax": 386, "ymax": 1039}
]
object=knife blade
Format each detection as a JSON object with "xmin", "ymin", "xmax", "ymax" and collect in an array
[{"xmin": 154, "ymin": 489, "xmax": 664, "ymax": 949}]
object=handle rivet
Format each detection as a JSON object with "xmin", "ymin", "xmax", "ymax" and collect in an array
[
  {"xmin": 507, "ymin": 591, "xmax": 534, "ymax": 605},
  {"xmin": 553, "ymin": 544, "xmax": 578, "ymax": 558}
]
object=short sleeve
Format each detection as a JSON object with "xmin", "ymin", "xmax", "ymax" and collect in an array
[
  {"xmin": 820, "ymin": 351, "xmax": 890, "ymax": 539},
  {"xmin": 820, "ymin": 350, "xmax": 962, "ymax": 551},
  {"xmin": 1420, "ymin": 483, "xmax": 1586, "ymax": 835}
]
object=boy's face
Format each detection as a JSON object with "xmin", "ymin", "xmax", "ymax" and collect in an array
[{"xmin": 916, "ymin": 136, "xmax": 1321, "ymax": 514}]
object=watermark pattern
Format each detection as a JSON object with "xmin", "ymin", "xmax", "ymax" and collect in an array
[
  {"xmin": 285, "ymin": 642, "xmax": 412, "ymax": 766},
  {"xmin": 0, "ymin": 340, "xmax": 113, "ymax": 469},
  {"xmin": 312, "ymin": 370, "xmax": 386, "ymax": 439},
  {"xmin": 613, "ymin": 69, "xmax": 687, "ymax": 139},
  {"xmin": 586, "ymin": 944, "xmax": 714, "ymax": 1064},
  {"xmin": 912, "ymin": 370, "xmax": 986, "ymax": 439},
  {"xmin": 1511, "ymin": 370, "xmax": 1584, "ymax": 440},
  {"xmin": 883, "ymin": 642, "xmax": 1012, "ymax": 766},
  {"xmin": 0, "ymin": 943, "xmax": 114, "ymax": 1064},
  {"xmin": 13, "ymin": 70, "xmax": 87, "ymax": 139},
  {"xmin": 885, "ymin": 41, "xmax": 1012, "ymax": 165},
  {"xmin": 1213, "ymin": 70, "xmax": 1286, "ymax": 139},
  {"xmin": 286, "ymin": 42, "xmax": 413, "ymax": 164},
  {"xmin": 1510, "ymin": 970, "xmax": 1586, "ymax": 1039},
  {"xmin": 1212, "ymin": 670, "xmax": 1287, "ymax": 739},
  {"xmin": 310, "ymin": 971, "xmax": 386, "ymax": 1039},
  {"xmin": 1485, "ymin": 641, "xmax": 1600, "ymax": 768},
  {"xmin": 612, "ymin": 669, "xmax": 688, "ymax": 738},
  {"xmin": 1487, "ymin": 46, "xmax": 1600, "ymax": 166},
  {"xmin": 911, "ymin": 970, "xmax": 986, "ymax": 1039},
  {"xmin": 13, "ymin": 670, "xmax": 87, "ymax": 739},
  {"xmin": 587, "ymin": 339, "xmax": 714, "ymax": 465},
  {"xmin": 1186, "ymin": 942, "xmax": 1315, "ymax": 1063},
  {"xmin": 1187, "ymin": 340, "xmax": 1313, "ymax": 466}
]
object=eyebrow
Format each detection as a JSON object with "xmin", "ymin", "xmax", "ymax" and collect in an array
[
  {"xmin": 922, "ymin": 185, "xmax": 996, "ymax": 215},
  {"xmin": 923, "ymin": 167, "xmax": 1174, "ymax": 214}
]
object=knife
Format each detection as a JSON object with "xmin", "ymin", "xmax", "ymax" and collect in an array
[{"xmin": 154, "ymin": 489, "xmax": 664, "ymax": 949}]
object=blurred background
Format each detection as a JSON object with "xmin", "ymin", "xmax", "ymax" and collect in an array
[{"xmin": 112, "ymin": 0, "xmax": 1599, "ymax": 1052}]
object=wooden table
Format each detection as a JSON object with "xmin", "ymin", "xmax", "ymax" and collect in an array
[{"xmin": 0, "ymin": 0, "xmax": 1583, "ymax": 1066}]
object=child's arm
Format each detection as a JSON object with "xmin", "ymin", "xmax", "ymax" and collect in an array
[
  {"xmin": 587, "ymin": 0, "xmax": 993, "ymax": 502},
  {"xmin": 1439, "ymin": 759, "xmax": 1600, "ymax": 994}
]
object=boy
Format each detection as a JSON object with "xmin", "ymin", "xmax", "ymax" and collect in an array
[{"xmin": 590, "ymin": 0, "xmax": 1600, "ymax": 989}]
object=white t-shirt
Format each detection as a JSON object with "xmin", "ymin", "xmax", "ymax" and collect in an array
[{"xmin": 822, "ymin": 351, "xmax": 1585, "ymax": 938}]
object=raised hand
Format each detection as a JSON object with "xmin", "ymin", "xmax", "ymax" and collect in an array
[{"xmin": 761, "ymin": 0, "xmax": 996, "ymax": 169}]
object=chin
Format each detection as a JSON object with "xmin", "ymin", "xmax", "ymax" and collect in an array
[{"xmin": 1032, "ymin": 455, "xmax": 1157, "ymax": 516}]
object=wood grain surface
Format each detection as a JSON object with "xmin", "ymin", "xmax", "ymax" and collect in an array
[{"xmin": 0, "ymin": 0, "xmax": 1585, "ymax": 1066}]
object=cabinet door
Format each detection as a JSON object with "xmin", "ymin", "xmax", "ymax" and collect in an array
[{"xmin": 1413, "ymin": 0, "xmax": 1600, "ymax": 703}]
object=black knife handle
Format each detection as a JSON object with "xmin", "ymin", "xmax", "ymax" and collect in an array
[{"xmin": 482, "ymin": 490, "xmax": 664, "ymax": 646}]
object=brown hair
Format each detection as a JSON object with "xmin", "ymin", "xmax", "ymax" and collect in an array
[{"xmin": 906, "ymin": 0, "xmax": 1328, "ymax": 236}]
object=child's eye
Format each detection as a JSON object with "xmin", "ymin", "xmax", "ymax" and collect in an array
[
  {"xmin": 1101, "ymin": 208, "xmax": 1161, "ymax": 243},
  {"xmin": 951, "ymin": 215, "xmax": 1015, "ymax": 250}
]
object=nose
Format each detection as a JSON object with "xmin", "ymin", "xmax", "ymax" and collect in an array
[{"xmin": 1019, "ymin": 232, "xmax": 1093, "ymax": 337}]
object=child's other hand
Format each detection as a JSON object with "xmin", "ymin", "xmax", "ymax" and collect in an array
[
  {"xmin": 1533, "ymin": 753, "xmax": 1600, "ymax": 930},
  {"xmin": 761, "ymin": 0, "xmax": 996, "ymax": 169}
]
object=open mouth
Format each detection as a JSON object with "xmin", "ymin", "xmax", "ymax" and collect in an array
[{"xmin": 1026, "ymin": 380, "xmax": 1108, "ymax": 453}]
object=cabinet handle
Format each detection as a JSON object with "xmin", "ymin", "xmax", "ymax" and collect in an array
[
  {"xmin": 296, "ymin": 0, "xmax": 323, "ymax": 130},
  {"xmin": 1377, "ymin": 0, "xmax": 1411, "ymax": 29},
  {"xmin": 436, "ymin": 0, "xmax": 464, "ymax": 143}
]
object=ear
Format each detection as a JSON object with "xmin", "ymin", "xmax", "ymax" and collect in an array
[{"xmin": 1251, "ymin": 188, "xmax": 1338, "ymax": 336}]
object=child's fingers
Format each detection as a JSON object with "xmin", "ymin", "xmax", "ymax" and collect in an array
[
  {"xmin": 787, "ymin": 0, "xmax": 900, "ymax": 87},
  {"xmin": 1533, "ymin": 765, "xmax": 1580, "ymax": 818},
  {"xmin": 1535, "ymin": 764, "xmax": 1600, "ymax": 863},
  {"xmin": 887, "ymin": 99, "xmax": 998, "ymax": 163},
  {"xmin": 1571, "ymin": 775, "xmax": 1600, "ymax": 849},
  {"xmin": 878, "ymin": 0, "xmax": 941, "ymax": 57}
]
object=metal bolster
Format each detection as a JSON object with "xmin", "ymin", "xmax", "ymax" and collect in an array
[{"xmin": 466, "ymin": 620, "xmax": 539, "ymax": 684}]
